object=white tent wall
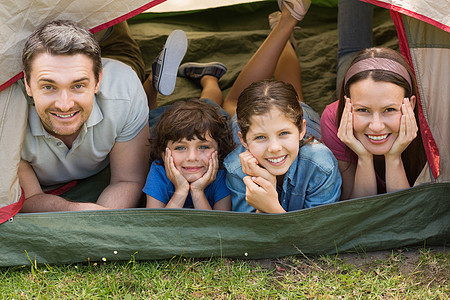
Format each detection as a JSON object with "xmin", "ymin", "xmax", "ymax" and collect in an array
[
  {"xmin": 405, "ymin": 17, "xmax": 450, "ymax": 183},
  {"xmin": 363, "ymin": 0, "xmax": 449, "ymax": 182},
  {"xmin": 145, "ymin": 0, "xmax": 265, "ymax": 12},
  {"xmin": 361, "ymin": 0, "xmax": 449, "ymax": 31},
  {"xmin": 0, "ymin": 0, "xmax": 165, "ymax": 223},
  {"xmin": 144, "ymin": 0, "xmax": 337, "ymax": 12},
  {"xmin": 0, "ymin": 86, "xmax": 27, "ymax": 223}
]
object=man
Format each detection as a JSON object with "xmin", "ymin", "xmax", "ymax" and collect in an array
[{"xmin": 18, "ymin": 20, "xmax": 150, "ymax": 212}]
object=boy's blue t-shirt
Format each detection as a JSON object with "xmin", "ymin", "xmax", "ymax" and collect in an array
[{"xmin": 143, "ymin": 161, "xmax": 230, "ymax": 208}]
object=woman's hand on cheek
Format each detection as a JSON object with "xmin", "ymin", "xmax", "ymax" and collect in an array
[
  {"xmin": 337, "ymin": 96, "xmax": 371, "ymax": 158},
  {"xmin": 386, "ymin": 98, "xmax": 418, "ymax": 158},
  {"xmin": 164, "ymin": 148, "xmax": 189, "ymax": 193},
  {"xmin": 239, "ymin": 150, "xmax": 276, "ymax": 188},
  {"xmin": 190, "ymin": 151, "xmax": 218, "ymax": 192},
  {"xmin": 243, "ymin": 176, "xmax": 284, "ymax": 213}
]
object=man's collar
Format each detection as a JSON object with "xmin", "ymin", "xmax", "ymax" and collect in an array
[{"xmin": 86, "ymin": 95, "xmax": 103, "ymax": 128}]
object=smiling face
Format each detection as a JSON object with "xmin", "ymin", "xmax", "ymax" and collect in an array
[
  {"xmin": 24, "ymin": 53, "xmax": 101, "ymax": 144},
  {"xmin": 240, "ymin": 108, "xmax": 306, "ymax": 176},
  {"xmin": 350, "ymin": 78, "xmax": 413, "ymax": 155},
  {"xmin": 167, "ymin": 133, "xmax": 218, "ymax": 183}
]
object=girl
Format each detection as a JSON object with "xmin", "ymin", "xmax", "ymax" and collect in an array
[
  {"xmin": 224, "ymin": 80, "xmax": 341, "ymax": 213},
  {"xmin": 144, "ymin": 99, "xmax": 235, "ymax": 210},
  {"xmin": 222, "ymin": 0, "xmax": 340, "ymax": 213},
  {"xmin": 321, "ymin": 48, "xmax": 427, "ymax": 199}
]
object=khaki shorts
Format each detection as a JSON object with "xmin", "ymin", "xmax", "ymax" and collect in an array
[{"xmin": 94, "ymin": 21, "xmax": 146, "ymax": 82}]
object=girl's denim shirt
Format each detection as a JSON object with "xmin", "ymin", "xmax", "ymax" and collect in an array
[{"xmin": 224, "ymin": 142, "xmax": 342, "ymax": 212}]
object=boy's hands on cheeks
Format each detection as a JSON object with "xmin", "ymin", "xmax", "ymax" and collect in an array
[
  {"xmin": 165, "ymin": 148, "xmax": 218, "ymax": 210},
  {"xmin": 239, "ymin": 150, "xmax": 277, "ymax": 189},
  {"xmin": 164, "ymin": 148, "xmax": 189, "ymax": 197},
  {"xmin": 386, "ymin": 98, "xmax": 417, "ymax": 159},
  {"xmin": 190, "ymin": 151, "xmax": 218, "ymax": 193},
  {"xmin": 337, "ymin": 96, "xmax": 372, "ymax": 159},
  {"xmin": 189, "ymin": 151, "xmax": 219, "ymax": 210}
]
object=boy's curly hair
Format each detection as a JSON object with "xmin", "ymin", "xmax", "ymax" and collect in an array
[{"xmin": 150, "ymin": 99, "xmax": 236, "ymax": 167}]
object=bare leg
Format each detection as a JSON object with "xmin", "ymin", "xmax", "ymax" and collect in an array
[
  {"xmin": 200, "ymin": 75, "xmax": 223, "ymax": 106},
  {"xmin": 143, "ymin": 73, "xmax": 158, "ymax": 110},
  {"xmin": 274, "ymin": 41, "xmax": 304, "ymax": 102},
  {"xmin": 223, "ymin": 7, "xmax": 298, "ymax": 117}
]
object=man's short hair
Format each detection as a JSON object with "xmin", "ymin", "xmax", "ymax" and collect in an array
[{"xmin": 22, "ymin": 20, "xmax": 102, "ymax": 83}]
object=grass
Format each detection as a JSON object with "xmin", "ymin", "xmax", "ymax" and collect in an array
[{"xmin": 0, "ymin": 247, "xmax": 448, "ymax": 299}]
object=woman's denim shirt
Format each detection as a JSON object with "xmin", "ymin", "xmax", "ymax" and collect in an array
[{"xmin": 224, "ymin": 142, "xmax": 342, "ymax": 212}]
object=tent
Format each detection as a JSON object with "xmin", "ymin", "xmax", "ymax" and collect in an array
[{"xmin": 0, "ymin": 0, "xmax": 448, "ymax": 266}]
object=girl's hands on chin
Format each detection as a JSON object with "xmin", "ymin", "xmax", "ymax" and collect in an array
[
  {"xmin": 239, "ymin": 150, "xmax": 277, "ymax": 189},
  {"xmin": 164, "ymin": 148, "xmax": 189, "ymax": 193},
  {"xmin": 337, "ymin": 96, "xmax": 372, "ymax": 159},
  {"xmin": 190, "ymin": 151, "xmax": 219, "ymax": 192},
  {"xmin": 386, "ymin": 98, "xmax": 418, "ymax": 158},
  {"xmin": 243, "ymin": 176, "xmax": 283, "ymax": 213}
]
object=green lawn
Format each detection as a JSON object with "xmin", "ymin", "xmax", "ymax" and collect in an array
[{"xmin": 1, "ymin": 247, "xmax": 448, "ymax": 299}]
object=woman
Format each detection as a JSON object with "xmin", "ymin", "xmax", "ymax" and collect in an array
[{"xmin": 321, "ymin": 48, "xmax": 427, "ymax": 199}]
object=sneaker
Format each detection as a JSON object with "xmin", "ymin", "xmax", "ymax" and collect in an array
[
  {"xmin": 152, "ymin": 30, "xmax": 188, "ymax": 95},
  {"xmin": 178, "ymin": 62, "xmax": 227, "ymax": 85},
  {"xmin": 268, "ymin": 11, "xmax": 299, "ymax": 51},
  {"xmin": 277, "ymin": 0, "xmax": 311, "ymax": 21}
]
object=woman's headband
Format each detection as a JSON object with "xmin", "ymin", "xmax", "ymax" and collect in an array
[{"xmin": 344, "ymin": 57, "xmax": 412, "ymax": 90}]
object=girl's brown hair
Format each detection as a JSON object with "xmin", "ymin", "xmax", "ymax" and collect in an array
[
  {"xmin": 150, "ymin": 99, "xmax": 235, "ymax": 167},
  {"xmin": 337, "ymin": 47, "xmax": 426, "ymax": 186},
  {"xmin": 236, "ymin": 80, "xmax": 304, "ymax": 143}
]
